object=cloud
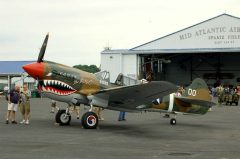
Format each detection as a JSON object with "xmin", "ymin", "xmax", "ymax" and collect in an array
[{"xmin": 0, "ymin": 0, "xmax": 240, "ymax": 66}]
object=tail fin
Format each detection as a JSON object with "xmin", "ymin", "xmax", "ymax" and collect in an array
[{"xmin": 182, "ymin": 78, "xmax": 211, "ymax": 101}]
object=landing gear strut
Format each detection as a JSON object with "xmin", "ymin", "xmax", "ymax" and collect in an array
[{"xmin": 55, "ymin": 109, "xmax": 71, "ymax": 125}]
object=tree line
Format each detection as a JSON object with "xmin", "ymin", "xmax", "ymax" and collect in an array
[{"xmin": 73, "ymin": 64, "xmax": 100, "ymax": 73}]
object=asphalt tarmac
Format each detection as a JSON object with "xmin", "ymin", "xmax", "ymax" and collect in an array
[{"xmin": 0, "ymin": 97, "xmax": 240, "ymax": 159}]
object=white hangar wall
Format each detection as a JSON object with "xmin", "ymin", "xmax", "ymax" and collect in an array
[
  {"xmin": 100, "ymin": 14, "xmax": 240, "ymax": 84},
  {"xmin": 101, "ymin": 52, "xmax": 138, "ymax": 83}
]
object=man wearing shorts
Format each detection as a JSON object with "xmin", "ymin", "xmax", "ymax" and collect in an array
[
  {"xmin": 19, "ymin": 84, "xmax": 31, "ymax": 125},
  {"xmin": 6, "ymin": 85, "xmax": 20, "ymax": 124}
]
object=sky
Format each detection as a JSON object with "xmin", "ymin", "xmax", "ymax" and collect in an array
[{"xmin": 1, "ymin": 0, "xmax": 240, "ymax": 67}]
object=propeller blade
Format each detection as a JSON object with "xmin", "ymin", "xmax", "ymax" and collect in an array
[{"xmin": 37, "ymin": 33, "xmax": 49, "ymax": 63}]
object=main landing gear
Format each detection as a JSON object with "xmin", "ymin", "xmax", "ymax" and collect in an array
[
  {"xmin": 81, "ymin": 102, "xmax": 99, "ymax": 129},
  {"xmin": 55, "ymin": 109, "xmax": 71, "ymax": 125},
  {"xmin": 81, "ymin": 112, "xmax": 98, "ymax": 129},
  {"xmin": 55, "ymin": 103, "xmax": 99, "ymax": 129}
]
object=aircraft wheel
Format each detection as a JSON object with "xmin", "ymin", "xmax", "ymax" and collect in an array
[
  {"xmin": 55, "ymin": 109, "xmax": 71, "ymax": 125},
  {"xmin": 170, "ymin": 118, "xmax": 177, "ymax": 125},
  {"xmin": 81, "ymin": 112, "xmax": 98, "ymax": 129}
]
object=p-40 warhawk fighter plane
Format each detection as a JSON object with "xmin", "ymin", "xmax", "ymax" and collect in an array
[
  {"xmin": 22, "ymin": 34, "xmax": 177, "ymax": 129},
  {"xmin": 144, "ymin": 78, "xmax": 215, "ymax": 125}
]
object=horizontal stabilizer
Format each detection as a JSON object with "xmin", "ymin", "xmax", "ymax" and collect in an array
[{"xmin": 175, "ymin": 97, "xmax": 215, "ymax": 107}]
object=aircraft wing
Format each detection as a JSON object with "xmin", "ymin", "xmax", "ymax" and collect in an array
[
  {"xmin": 175, "ymin": 97, "xmax": 215, "ymax": 107},
  {"xmin": 90, "ymin": 81, "xmax": 177, "ymax": 111}
]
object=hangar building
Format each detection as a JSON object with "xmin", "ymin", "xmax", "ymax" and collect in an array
[
  {"xmin": 101, "ymin": 14, "xmax": 240, "ymax": 86},
  {"xmin": 0, "ymin": 61, "xmax": 36, "ymax": 91}
]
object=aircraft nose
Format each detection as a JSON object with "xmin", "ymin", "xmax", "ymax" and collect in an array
[{"xmin": 22, "ymin": 62, "xmax": 44, "ymax": 80}]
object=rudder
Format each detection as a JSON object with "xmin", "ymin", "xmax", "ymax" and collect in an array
[{"xmin": 182, "ymin": 78, "xmax": 211, "ymax": 101}]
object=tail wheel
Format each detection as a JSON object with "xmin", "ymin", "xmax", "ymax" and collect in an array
[
  {"xmin": 55, "ymin": 109, "xmax": 71, "ymax": 125},
  {"xmin": 170, "ymin": 118, "xmax": 177, "ymax": 125},
  {"xmin": 81, "ymin": 112, "xmax": 98, "ymax": 129}
]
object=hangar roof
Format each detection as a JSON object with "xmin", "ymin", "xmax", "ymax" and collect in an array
[
  {"xmin": 0, "ymin": 61, "xmax": 35, "ymax": 77},
  {"xmin": 102, "ymin": 13, "xmax": 240, "ymax": 55}
]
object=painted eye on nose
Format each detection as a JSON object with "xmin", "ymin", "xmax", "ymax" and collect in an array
[{"xmin": 46, "ymin": 72, "xmax": 52, "ymax": 76}]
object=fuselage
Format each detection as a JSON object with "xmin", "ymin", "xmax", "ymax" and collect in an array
[
  {"xmin": 151, "ymin": 94, "xmax": 209, "ymax": 115},
  {"xmin": 23, "ymin": 61, "xmax": 103, "ymax": 105},
  {"xmin": 23, "ymin": 61, "xmax": 212, "ymax": 114}
]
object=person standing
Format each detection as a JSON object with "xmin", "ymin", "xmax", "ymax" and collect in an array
[
  {"xmin": 6, "ymin": 85, "xmax": 20, "ymax": 124},
  {"xmin": 50, "ymin": 100, "xmax": 59, "ymax": 113},
  {"xmin": 118, "ymin": 111, "xmax": 126, "ymax": 121},
  {"xmin": 216, "ymin": 84, "xmax": 224, "ymax": 106},
  {"xmin": 69, "ymin": 104, "xmax": 80, "ymax": 119},
  {"xmin": 3, "ymin": 86, "xmax": 9, "ymax": 97},
  {"xmin": 19, "ymin": 84, "xmax": 31, "ymax": 125},
  {"xmin": 94, "ymin": 107, "xmax": 104, "ymax": 121}
]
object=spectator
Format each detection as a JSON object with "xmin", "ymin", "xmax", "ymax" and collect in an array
[
  {"xmin": 94, "ymin": 107, "xmax": 104, "ymax": 121},
  {"xmin": 216, "ymin": 84, "xmax": 224, "ymax": 106},
  {"xmin": 69, "ymin": 105, "xmax": 80, "ymax": 119},
  {"xmin": 19, "ymin": 84, "xmax": 31, "ymax": 125},
  {"xmin": 118, "ymin": 111, "xmax": 126, "ymax": 121},
  {"xmin": 50, "ymin": 100, "xmax": 59, "ymax": 113},
  {"xmin": 211, "ymin": 86, "xmax": 216, "ymax": 97},
  {"xmin": 6, "ymin": 85, "xmax": 20, "ymax": 124},
  {"xmin": 3, "ymin": 86, "xmax": 9, "ymax": 96}
]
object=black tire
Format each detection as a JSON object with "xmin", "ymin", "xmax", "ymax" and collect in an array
[
  {"xmin": 170, "ymin": 118, "xmax": 177, "ymax": 125},
  {"xmin": 55, "ymin": 109, "xmax": 71, "ymax": 125},
  {"xmin": 81, "ymin": 112, "xmax": 98, "ymax": 129}
]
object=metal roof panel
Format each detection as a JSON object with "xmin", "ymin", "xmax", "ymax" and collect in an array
[{"xmin": 0, "ymin": 61, "xmax": 35, "ymax": 74}]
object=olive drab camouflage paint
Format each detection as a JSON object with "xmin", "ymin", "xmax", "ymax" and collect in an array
[
  {"xmin": 152, "ymin": 78, "xmax": 214, "ymax": 115},
  {"xmin": 40, "ymin": 61, "xmax": 101, "ymax": 96}
]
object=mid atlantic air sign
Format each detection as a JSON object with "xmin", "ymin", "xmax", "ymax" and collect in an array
[
  {"xmin": 131, "ymin": 14, "xmax": 240, "ymax": 50},
  {"xmin": 179, "ymin": 26, "xmax": 240, "ymax": 45}
]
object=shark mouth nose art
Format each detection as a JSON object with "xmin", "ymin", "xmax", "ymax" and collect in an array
[{"xmin": 39, "ymin": 80, "xmax": 76, "ymax": 96}]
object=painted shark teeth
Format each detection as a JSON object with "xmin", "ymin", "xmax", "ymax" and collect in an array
[{"xmin": 40, "ymin": 80, "xmax": 76, "ymax": 96}]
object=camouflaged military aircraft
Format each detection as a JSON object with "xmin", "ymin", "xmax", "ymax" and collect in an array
[
  {"xmin": 143, "ymin": 78, "xmax": 215, "ymax": 125},
  {"xmin": 22, "ymin": 34, "xmax": 178, "ymax": 129}
]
